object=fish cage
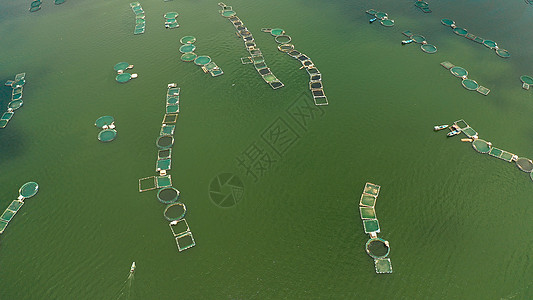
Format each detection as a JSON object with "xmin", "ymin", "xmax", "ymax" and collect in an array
[
  {"xmin": 278, "ymin": 44, "xmax": 294, "ymax": 52},
  {"xmin": 360, "ymin": 194, "xmax": 377, "ymax": 207},
  {"xmin": 462, "ymin": 79, "xmax": 479, "ymax": 91},
  {"xmin": 166, "ymin": 104, "xmax": 179, "ymax": 114},
  {"xmin": 380, "ymin": 19, "xmax": 394, "ymax": 27},
  {"xmin": 421, "ymin": 44, "xmax": 437, "ymax": 54},
  {"xmin": 19, "ymin": 182, "xmax": 39, "ymax": 199},
  {"xmin": 166, "ymin": 96, "xmax": 179, "ymax": 105},
  {"xmin": 139, "ymin": 176, "xmax": 157, "ymax": 192},
  {"xmin": 158, "ymin": 149, "xmax": 172, "ymax": 160},
  {"xmin": 164, "ymin": 202, "xmax": 187, "ymax": 221},
  {"xmin": 221, "ymin": 10, "xmax": 236, "ymax": 18},
  {"xmin": 194, "ymin": 56, "xmax": 211, "ymax": 66},
  {"xmin": 520, "ymin": 75, "xmax": 533, "ymax": 85},
  {"xmin": 169, "ymin": 218, "xmax": 190, "ymax": 236},
  {"xmin": 164, "ymin": 12, "xmax": 178, "ymax": 19},
  {"xmin": 275, "ymin": 35, "xmax": 291, "ymax": 44},
  {"xmin": 157, "ymin": 187, "xmax": 180, "ymax": 204},
  {"xmin": 160, "ymin": 124, "xmax": 176, "ymax": 135},
  {"xmin": 363, "ymin": 182, "xmax": 380, "ymax": 197},
  {"xmin": 179, "ymin": 44, "xmax": 196, "ymax": 53},
  {"xmin": 162, "ymin": 113, "xmax": 178, "ymax": 124},
  {"xmin": 359, "ymin": 206, "xmax": 377, "ymax": 220},
  {"xmin": 8, "ymin": 100, "xmax": 23, "ymax": 110},
  {"xmin": 116, "ymin": 73, "xmax": 132, "ymax": 83},
  {"xmin": 483, "ymin": 40, "xmax": 497, "ymax": 49},
  {"xmin": 453, "ymin": 27, "xmax": 468, "ymax": 36},
  {"xmin": 476, "ymin": 86, "xmax": 490, "ymax": 95},
  {"xmin": 114, "ymin": 62, "xmax": 130, "ymax": 72},
  {"xmin": 156, "ymin": 175, "xmax": 172, "ymax": 188},
  {"xmin": 515, "ymin": 157, "xmax": 533, "ymax": 172},
  {"xmin": 180, "ymin": 36, "xmax": 196, "ymax": 44},
  {"xmin": 269, "ymin": 81, "xmax": 284, "ymax": 89},
  {"xmin": 454, "ymin": 120, "xmax": 469, "ymax": 130},
  {"xmin": 156, "ymin": 135, "xmax": 174, "ymax": 150},
  {"xmin": 210, "ymin": 68, "xmax": 224, "ymax": 77},
  {"xmin": 375, "ymin": 258, "xmax": 393, "ymax": 274},
  {"xmin": 98, "ymin": 129, "xmax": 117, "ymax": 142},
  {"xmin": 472, "ymin": 139, "xmax": 491, "ymax": 154},
  {"xmin": 450, "ymin": 66, "xmax": 468, "ymax": 78},
  {"xmin": 411, "ymin": 34, "xmax": 426, "ymax": 44},
  {"xmin": 175, "ymin": 231, "xmax": 196, "ymax": 252},
  {"xmin": 156, "ymin": 158, "xmax": 171, "ymax": 172},
  {"xmin": 375, "ymin": 12, "xmax": 388, "ymax": 19},
  {"xmin": 95, "ymin": 116, "xmax": 114, "ymax": 128},
  {"xmin": 363, "ymin": 219, "xmax": 380, "ymax": 234},
  {"xmin": 365, "ymin": 238, "xmax": 390, "ymax": 259},
  {"xmin": 270, "ymin": 28, "xmax": 285, "ymax": 36}
]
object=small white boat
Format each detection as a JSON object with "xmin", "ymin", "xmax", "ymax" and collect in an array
[
  {"xmin": 130, "ymin": 262, "xmax": 136, "ymax": 273},
  {"xmin": 434, "ymin": 124, "xmax": 449, "ymax": 131},
  {"xmin": 447, "ymin": 129, "xmax": 461, "ymax": 137}
]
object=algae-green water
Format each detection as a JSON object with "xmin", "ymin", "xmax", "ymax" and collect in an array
[{"xmin": 1, "ymin": 0, "xmax": 533, "ymax": 298}]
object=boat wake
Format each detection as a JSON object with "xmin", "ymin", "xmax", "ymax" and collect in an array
[{"xmin": 115, "ymin": 263, "xmax": 135, "ymax": 300}]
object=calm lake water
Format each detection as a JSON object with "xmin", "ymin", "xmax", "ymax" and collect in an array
[{"xmin": 1, "ymin": 0, "xmax": 532, "ymax": 299}]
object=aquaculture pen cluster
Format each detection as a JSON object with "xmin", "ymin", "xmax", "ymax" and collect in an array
[
  {"xmin": 163, "ymin": 12, "xmax": 179, "ymax": 29},
  {"xmin": 138, "ymin": 84, "xmax": 195, "ymax": 252},
  {"xmin": 114, "ymin": 62, "xmax": 138, "ymax": 83},
  {"xmin": 262, "ymin": 28, "xmax": 328, "ymax": 105},
  {"xmin": 401, "ymin": 30, "xmax": 437, "ymax": 54},
  {"xmin": 358, "ymin": 183, "xmax": 392, "ymax": 274},
  {"xmin": 94, "ymin": 116, "xmax": 117, "ymax": 142},
  {"xmin": 0, "ymin": 182, "xmax": 39, "ymax": 235},
  {"xmin": 218, "ymin": 3, "xmax": 284, "ymax": 89},
  {"xmin": 29, "ymin": 0, "xmax": 64, "ymax": 12},
  {"xmin": 366, "ymin": 9, "xmax": 395, "ymax": 27},
  {"xmin": 437, "ymin": 120, "xmax": 533, "ymax": 182},
  {"xmin": 414, "ymin": 1, "xmax": 431, "ymax": 13},
  {"xmin": 440, "ymin": 61, "xmax": 490, "ymax": 95},
  {"xmin": 2, "ymin": 73, "xmax": 27, "ymax": 129},
  {"xmin": 130, "ymin": 2, "xmax": 145, "ymax": 35},
  {"xmin": 440, "ymin": 18, "xmax": 510, "ymax": 58},
  {"xmin": 179, "ymin": 36, "xmax": 224, "ymax": 77}
]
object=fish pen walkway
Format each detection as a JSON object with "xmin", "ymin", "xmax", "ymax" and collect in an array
[
  {"xmin": 2, "ymin": 73, "xmax": 27, "ymax": 129},
  {"xmin": 138, "ymin": 84, "xmax": 195, "ymax": 252},
  {"xmin": 0, "ymin": 182, "xmax": 39, "ymax": 235},
  {"xmin": 440, "ymin": 61, "xmax": 490, "ymax": 95},
  {"xmin": 262, "ymin": 28, "xmax": 328, "ymax": 105},
  {"xmin": 436, "ymin": 119, "xmax": 533, "ymax": 182},
  {"xmin": 441, "ymin": 18, "xmax": 510, "ymax": 58},
  {"xmin": 218, "ymin": 3, "xmax": 283, "ymax": 89},
  {"xmin": 357, "ymin": 182, "xmax": 392, "ymax": 274}
]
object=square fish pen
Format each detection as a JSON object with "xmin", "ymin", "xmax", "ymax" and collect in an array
[
  {"xmin": 169, "ymin": 219, "xmax": 196, "ymax": 252},
  {"xmin": 162, "ymin": 113, "xmax": 178, "ymax": 124},
  {"xmin": 375, "ymin": 258, "xmax": 393, "ymax": 273},
  {"xmin": 461, "ymin": 127, "xmax": 478, "ymax": 138},
  {"xmin": 363, "ymin": 219, "xmax": 380, "ymax": 234}
]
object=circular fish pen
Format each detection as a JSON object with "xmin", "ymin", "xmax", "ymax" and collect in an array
[
  {"xmin": 520, "ymin": 75, "xmax": 533, "ymax": 85},
  {"xmin": 380, "ymin": 19, "xmax": 394, "ymax": 27},
  {"xmin": 180, "ymin": 52, "xmax": 197, "ymax": 62},
  {"xmin": 95, "ymin": 116, "xmax": 114, "ymax": 128},
  {"xmin": 98, "ymin": 129, "xmax": 117, "ymax": 142},
  {"xmin": 164, "ymin": 202, "xmax": 187, "ymax": 221},
  {"xmin": 415, "ymin": 1, "xmax": 429, "ymax": 8},
  {"xmin": 116, "ymin": 73, "xmax": 132, "ymax": 83},
  {"xmin": 194, "ymin": 56, "xmax": 211, "ymax": 66},
  {"xmin": 483, "ymin": 40, "xmax": 497, "ymax": 49},
  {"xmin": 453, "ymin": 27, "xmax": 468, "ymax": 36},
  {"xmin": 270, "ymin": 28, "xmax": 285, "ymax": 36},
  {"xmin": 180, "ymin": 36, "xmax": 196, "ymax": 44},
  {"xmin": 421, "ymin": 44, "xmax": 437, "ymax": 54},
  {"xmin": 450, "ymin": 66, "xmax": 468, "ymax": 78},
  {"xmin": 365, "ymin": 238, "xmax": 390, "ymax": 259},
  {"xmin": 375, "ymin": 12, "xmax": 388, "ymax": 19},
  {"xmin": 179, "ymin": 44, "xmax": 196, "ymax": 53},
  {"xmin": 156, "ymin": 135, "xmax": 174, "ymax": 150},
  {"xmin": 157, "ymin": 187, "xmax": 180, "ymax": 204},
  {"xmin": 221, "ymin": 10, "xmax": 236, "ymax": 18},
  {"xmin": 472, "ymin": 139, "xmax": 491, "ymax": 153},
  {"xmin": 496, "ymin": 49, "xmax": 510, "ymax": 58},
  {"xmin": 8, "ymin": 100, "xmax": 23, "ymax": 110},
  {"xmin": 114, "ymin": 62, "xmax": 129, "ymax": 72},
  {"xmin": 412, "ymin": 34, "xmax": 426, "ymax": 44},
  {"xmin": 516, "ymin": 157, "xmax": 533, "ymax": 173},
  {"xmin": 278, "ymin": 44, "xmax": 294, "ymax": 52},
  {"xmin": 19, "ymin": 182, "xmax": 39, "ymax": 199},
  {"xmin": 441, "ymin": 18, "xmax": 455, "ymax": 27},
  {"xmin": 164, "ymin": 12, "xmax": 178, "ymax": 19},
  {"xmin": 462, "ymin": 79, "xmax": 479, "ymax": 91},
  {"xmin": 275, "ymin": 35, "xmax": 291, "ymax": 44}
]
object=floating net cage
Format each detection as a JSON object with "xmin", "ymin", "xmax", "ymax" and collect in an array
[
  {"xmin": 157, "ymin": 187, "xmax": 180, "ymax": 204},
  {"xmin": 411, "ymin": 34, "xmax": 426, "ymax": 44},
  {"xmin": 380, "ymin": 19, "xmax": 394, "ymax": 27},
  {"xmin": 221, "ymin": 10, "xmax": 236, "ymax": 18},
  {"xmin": 31, "ymin": 0, "xmax": 41, "ymax": 7},
  {"xmin": 169, "ymin": 218, "xmax": 190, "ymax": 236},
  {"xmin": 359, "ymin": 206, "xmax": 376, "ymax": 220},
  {"xmin": 164, "ymin": 202, "xmax": 187, "ymax": 221},
  {"xmin": 1, "ymin": 112, "xmax": 14, "ymax": 121},
  {"xmin": 116, "ymin": 73, "xmax": 132, "ymax": 83},
  {"xmin": 421, "ymin": 44, "xmax": 437, "ymax": 54},
  {"xmin": 19, "ymin": 182, "xmax": 39, "ymax": 199},
  {"xmin": 0, "ymin": 120, "xmax": 8, "ymax": 129},
  {"xmin": 520, "ymin": 75, "xmax": 533, "ymax": 85},
  {"xmin": 477, "ymin": 86, "xmax": 490, "ymax": 95},
  {"xmin": 179, "ymin": 44, "xmax": 196, "ymax": 53},
  {"xmin": 160, "ymin": 124, "xmax": 176, "ymax": 135},
  {"xmin": 114, "ymin": 62, "xmax": 129, "ymax": 72},
  {"xmin": 270, "ymin": 28, "xmax": 285, "ymax": 36},
  {"xmin": 166, "ymin": 104, "xmax": 179, "ymax": 114},
  {"xmin": 158, "ymin": 148, "xmax": 172, "ymax": 160},
  {"xmin": 98, "ymin": 129, "xmax": 117, "ymax": 142},
  {"xmin": 194, "ymin": 56, "xmax": 211, "ymax": 66},
  {"xmin": 360, "ymin": 194, "xmax": 377, "ymax": 207},
  {"xmin": 29, "ymin": 5, "xmax": 41, "ymax": 12},
  {"xmin": 365, "ymin": 238, "xmax": 390, "ymax": 259},
  {"xmin": 414, "ymin": 1, "xmax": 429, "ymax": 8},
  {"xmin": 8, "ymin": 100, "xmax": 23, "ymax": 111},
  {"xmin": 375, "ymin": 258, "xmax": 393, "ymax": 274},
  {"xmin": 156, "ymin": 158, "xmax": 171, "ymax": 171},
  {"xmin": 375, "ymin": 12, "xmax": 388, "ymax": 19},
  {"xmin": 156, "ymin": 135, "xmax": 174, "ymax": 150},
  {"xmin": 516, "ymin": 157, "xmax": 533, "ymax": 173},
  {"xmin": 363, "ymin": 182, "xmax": 380, "ymax": 197},
  {"xmin": 472, "ymin": 139, "xmax": 491, "ymax": 153},
  {"xmin": 95, "ymin": 116, "xmax": 114, "ymax": 128},
  {"xmin": 162, "ymin": 113, "xmax": 178, "ymax": 124},
  {"xmin": 278, "ymin": 44, "xmax": 294, "ymax": 52},
  {"xmin": 164, "ymin": 12, "xmax": 178, "ymax": 19},
  {"xmin": 175, "ymin": 231, "xmax": 196, "ymax": 252},
  {"xmin": 166, "ymin": 96, "xmax": 179, "ymax": 105},
  {"xmin": 275, "ymin": 35, "xmax": 291, "ymax": 44},
  {"xmin": 180, "ymin": 36, "xmax": 196, "ymax": 44},
  {"xmin": 461, "ymin": 127, "xmax": 478, "ymax": 138},
  {"xmin": 54, "ymin": 0, "xmax": 65, "ymax": 4},
  {"xmin": 450, "ymin": 66, "xmax": 468, "ymax": 78},
  {"xmin": 483, "ymin": 40, "xmax": 497, "ymax": 49},
  {"xmin": 462, "ymin": 79, "xmax": 479, "ymax": 91},
  {"xmin": 453, "ymin": 27, "xmax": 468, "ymax": 36},
  {"xmin": 363, "ymin": 219, "xmax": 380, "ymax": 234}
]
